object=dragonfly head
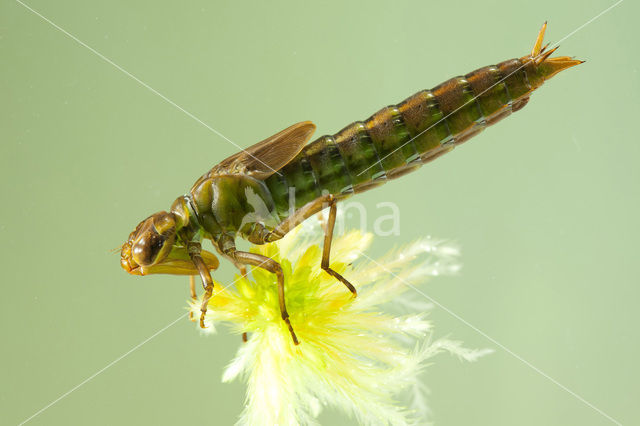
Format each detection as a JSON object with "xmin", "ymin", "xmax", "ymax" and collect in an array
[{"xmin": 120, "ymin": 211, "xmax": 219, "ymax": 276}]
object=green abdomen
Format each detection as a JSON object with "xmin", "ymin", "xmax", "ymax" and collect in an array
[{"xmin": 264, "ymin": 57, "xmax": 535, "ymax": 218}]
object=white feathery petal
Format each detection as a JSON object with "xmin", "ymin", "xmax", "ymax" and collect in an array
[{"xmin": 190, "ymin": 209, "xmax": 488, "ymax": 425}]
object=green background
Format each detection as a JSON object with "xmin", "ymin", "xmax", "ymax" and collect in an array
[{"xmin": 1, "ymin": 0, "xmax": 637, "ymax": 424}]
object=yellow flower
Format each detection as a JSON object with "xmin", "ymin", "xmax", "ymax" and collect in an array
[{"xmin": 189, "ymin": 216, "xmax": 490, "ymax": 425}]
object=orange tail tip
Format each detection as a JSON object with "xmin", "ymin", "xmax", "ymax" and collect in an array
[
  {"xmin": 540, "ymin": 56, "xmax": 585, "ymax": 79},
  {"xmin": 529, "ymin": 22, "xmax": 584, "ymax": 80},
  {"xmin": 531, "ymin": 21, "xmax": 548, "ymax": 57}
]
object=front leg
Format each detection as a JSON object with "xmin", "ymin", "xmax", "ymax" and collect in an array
[
  {"xmin": 188, "ymin": 275, "xmax": 197, "ymax": 321},
  {"xmin": 187, "ymin": 242, "xmax": 215, "ymax": 328}
]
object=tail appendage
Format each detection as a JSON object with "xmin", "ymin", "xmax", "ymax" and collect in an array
[{"xmin": 526, "ymin": 22, "xmax": 584, "ymax": 83}]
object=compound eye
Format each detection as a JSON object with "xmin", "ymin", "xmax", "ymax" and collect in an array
[{"xmin": 132, "ymin": 231, "xmax": 165, "ymax": 266}]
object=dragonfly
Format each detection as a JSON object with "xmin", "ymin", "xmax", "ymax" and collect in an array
[{"xmin": 121, "ymin": 23, "xmax": 581, "ymax": 345}]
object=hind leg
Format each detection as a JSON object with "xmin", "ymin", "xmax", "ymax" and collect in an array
[
  {"xmin": 265, "ymin": 194, "xmax": 356, "ymax": 297},
  {"xmin": 320, "ymin": 195, "xmax": 357, "ymax": 297}
]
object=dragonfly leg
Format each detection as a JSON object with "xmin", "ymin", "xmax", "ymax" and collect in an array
[
  {"xmin": 211, "ymin": 241, "xmax": 247, "ymax": 277},
  {"xmin": 189, "ymin": 275, "xmax": 197, "ymax": 298},
  {"xmin": 227, "ymin": 249, "xmax": 299, "ymax": 345},
  {"xmin": 266, "ymin": 194, "xmax": 333, "ymax": 242},
  {"xmin": 321, "ymin": 195, "xmax": 357, "ymax": 298},
  {"xmin": 188, "ymin": 275, "xmax": 197, "ymax": 322},
  {"xmin": 188, "ymin": 242, "xmax": 215, "ymax": 328}
]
